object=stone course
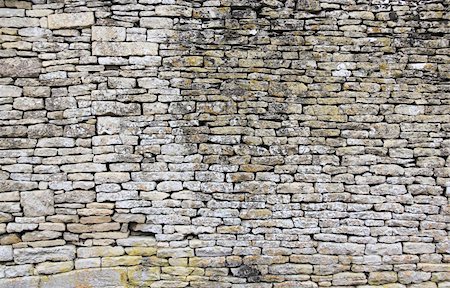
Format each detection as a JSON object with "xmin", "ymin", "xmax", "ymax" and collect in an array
[{"xmin": 0, "ymin": 0, "xmax": 449, "ymax": 287}]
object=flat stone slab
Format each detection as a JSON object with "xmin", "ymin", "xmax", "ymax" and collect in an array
[
  {"xmin": 40, "ymin": 267, "xmax": 128, "ymax": 288},
  {"xmin": 0, "ymin": 268, "xmax": 127, "ymax": 288},
  {"xmin": 92, "ymin": 42, "xmax": 158, "ymax": 56},
  {"xmin": 0, "ymin": 58, "xmax": 41, "ymax": 78},
  {"xmin": 48, "ymin": 12, "xmax": 95, "ymax": 29}
]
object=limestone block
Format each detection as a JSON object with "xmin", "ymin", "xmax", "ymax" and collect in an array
[
  {"xmin": 92, "ymin": 26, "xmax": 126, "ymax": 41},
  {"xmin": 92, "ymin": 42, "xmax": 158, "ymax": 56},
  {"xmin": 20, "ymin": 190, "xmax": 54, "ymax": 217},
  {"xmin": 14, "ymin": 246, "xmax": 75, "ymax": 264},
  {"xmin": 48, "ymin": 12, "xmax": 95, "ymax": 29}
]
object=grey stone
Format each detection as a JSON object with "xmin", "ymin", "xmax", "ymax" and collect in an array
[
  {"xmin": 0, "ymin": 58, "xmax": 41, "ymax": 77},
  {"xmin": 92, "ymin": 42, "xmax": 158, "ymax": 56},
  {"xmin": 14, "ymin": 246, "xmax": 75, "ymax": 264},
  {"xmin": 20, "ymin": 190, "xmax": 54, "ymax": 217}
]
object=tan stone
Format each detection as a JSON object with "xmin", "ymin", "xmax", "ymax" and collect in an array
[{"xmin": 48, "ymin": 12, "xmax": 94, "ymax": 29}]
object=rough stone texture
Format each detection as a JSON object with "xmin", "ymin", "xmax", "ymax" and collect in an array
[
  {"xmin": 0, "ymin": 0, "xmax": 449, "ymax": 287},
  {"xmin": 47, "ymin": 12, "xmax": 94, "ymax": 29}
]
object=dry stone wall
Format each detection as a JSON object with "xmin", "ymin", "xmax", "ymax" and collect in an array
[{"xmin": 0, "ymin": 0, "xmax": 449, "ymax": 287}]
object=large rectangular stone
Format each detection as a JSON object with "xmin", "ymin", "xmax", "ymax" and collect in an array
[
  {"xmin": 20, "ymin": 190, "xmax": 54, "ymax": 217},
  {"xmin": 317, "ymin": 242, "xmax": 365, "ymax": 255},
  {"xmin": 92, "ymin": 101, "xmax": 141, "ymax": 116},
  {"xmin": 0, "ymin": 85, "xmax": 22, "ymax": 97},
  {"xmin": 0, "ymin": 17, "xmax": 39, "ymax": 27},
  {"xmin": 0, "ymin": 180, "xmax": 37, "ymax": 192},
  {"xmin": 77, "ymin": 246, "xmax": 124, "ymax": 258},
  {"xmin": 0, "ymin": 58, "xmax": 41, "ymax": 78},
  {"xmin": 0, "ymin": 8, "xmax": 25, "ymax": 17},
  {"xmin": 140, "ymin": 17, "xmax": 173, "ymax": 28},
  {"xmin": 92, "ymin": 42, "xmax": 158, "ymax": 56},
  {"xmin": 60, "ymin": 163, "xmax": 107, "ymax": 173},
  {"xmin": 14, "ymin": 246, "xmax": 75, "ymax": 264},
  {"xmin": 40, "ymin": 268, "xmax": 127, "ymax": 288},
  {"xmin": 92, "ymin": 26, "xmax": 126, "ymax": 41},
  {"xmin": 0, "ymin": 277, "xmax": 40, "ymax": 288},
  {"xmin": 48, "ymin": 12, "xmax": 95, "ymax": 29},
  {"xmin": 365, "ymin": 243, "xmax": 402, "ymax": 255}
]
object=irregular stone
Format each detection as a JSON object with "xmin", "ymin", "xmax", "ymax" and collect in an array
[
  {"xmin": 35, "ymin": 261, "xmax": 74, "ymax": 275},
  {"xmin": 333, "ymin": 272, "xmax": 367, "ymax": 286},
  {"xmin": 20, "ymin": 190, "xmax": 54, "ymax": 217},
  {"xmin": 128, "ymin": 266, "xmax": 160, "ymax": 285}
]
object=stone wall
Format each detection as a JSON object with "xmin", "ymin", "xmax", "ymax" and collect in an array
[{"xmin": 0, "ymin": 0, "xmax": 449, "ymax": 287}]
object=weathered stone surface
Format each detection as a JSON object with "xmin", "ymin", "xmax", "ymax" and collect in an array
[
  {"xmin": 0, "ymin": 17, "xmax": 39, "ymax": 27},
  {"xmin": 35, "ymin": 261, "xmax": 74, "ymax": 275},
  {"xmin": 14, "ymin": 246, "xmax": 75, "ymax": 264},
  {"xmin": 368, "ymin": 271, "xmax": 398, "ymax": 285},
  {"xmin": 403, "ymin": 243, "xmax": 435, "ymax": 254},
  {"xmin": 48, "ymin": 12, "xmax": 95, "ymax": 29},
  {"xmin": 92, "ymin": 101, "xmax": 141, "ymax": 116},
  {"xmin": 78, "ymin": 246, "xmax": 124, "ymax": 258},
  {"xmin": 0, "ymin": 58, "xmax": 41, "ymax": 77},
  {"xmin": 0, "ymin": 180, "xmax": 37, "ymax": 192},
  {"xmin": 317, "ymin": 243, "xmax": 365, "ymax": 255},
  {"xmin": 92, "ymin": 26, "xmax": 126, "ymax": 41},
  {"xmin": 40, "ymin": 268, "xmax": 127, "ymax": 288},
  {"xmin": 92, "ymin": 42, "xmax": 158, "ymax": 56},
  {"xmin": 0, "ymin": 245, "xmax": 13, "ymax": 261},
  {"xmin": 61, "ymin": 163, "xmax": 107, "ymax": 173},
  {"xmin": 45, "ymin": 97, "xmax": 76, "ymax": 111},
  {"xmin": 0, "ymin": 277, "xmax": 40, "ymax": 288},
  {"xmin": 0, "ymin": 2, "xmax": 448, "ymax": 287},
  {"xmin": 0, "ymin": 85, "xmax": 22, "ymax": 97},
  {"xmin": 20, "ymin": 190, "xmax": 54, "ymax": 217},
  {"xmin": 333, "ymin": 272, "xmax": 367, "ymax": 286}
]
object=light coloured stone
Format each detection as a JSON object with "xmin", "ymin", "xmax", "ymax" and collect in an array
[
  {"xmin": 14, "ymin": 246, "xmax": 75, "ymax": 264},
  {"xmin": 48, "ymin": 12, "xmax": 95, "ymax": 29},
  {"xmin": 77, "ymin": 246, "xmax": 124, "ymax": 258},
  {"xmin": 92, "ymin": 42, "xmax": 158, "ymax": 56},
  {"xmin": 369, "ymin": 271, "xmax": 398, "ymax": 285},
  {"xmin": 39, "ymin": 268, "xmax": 127, "ymax": 288},
  {"xmin": 92, "ymin": 26, "xmax": 126, "ymax": 41},
  {"xmin": 333, "ymin": 272, "xmax": 367, "ymax": 286},
  {"xmin": 20, "ymin": 190, "xmax": 54, "ymax": 217},
  {"xmin": 13, "ymin": 97, "xmax": 44, "ymax": 111},
  {"xmin": 35, "ymin": 261, "xmax": 74, "ymax": 275},
  {"xmin": 0, "ymin": 245, "xmax": 13, "ymax": 261}
]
